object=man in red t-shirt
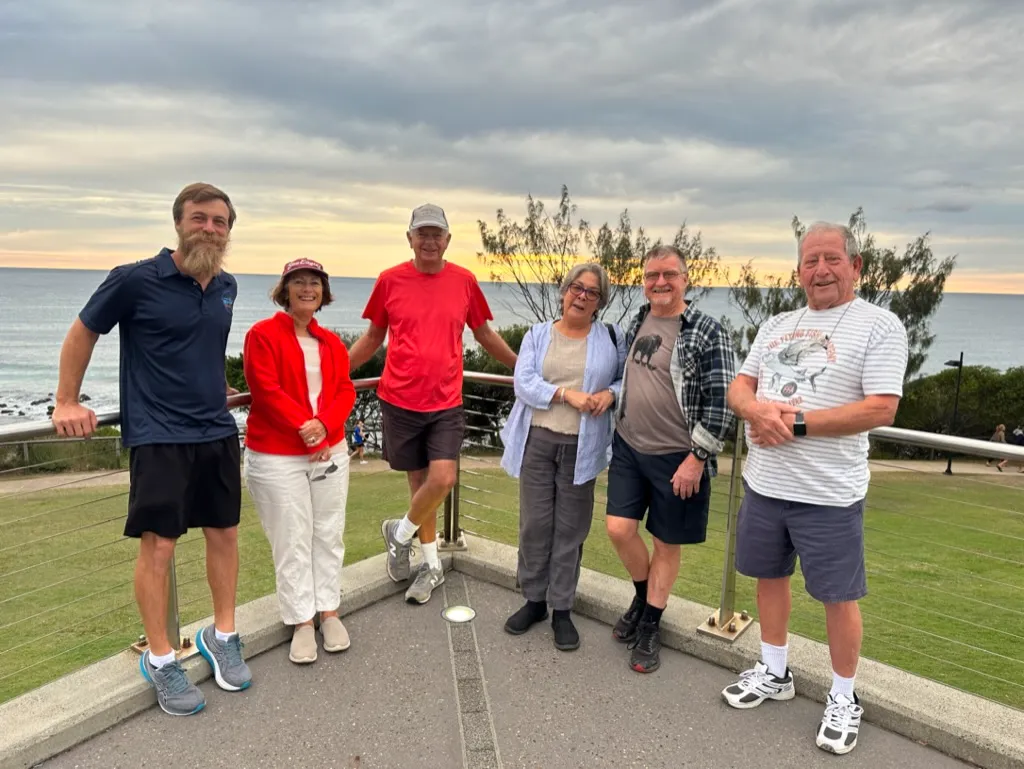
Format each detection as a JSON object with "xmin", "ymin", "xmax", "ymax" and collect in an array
[{"xmin": 349, "ymin": 203, "xmax": 518, "ymax": 604}]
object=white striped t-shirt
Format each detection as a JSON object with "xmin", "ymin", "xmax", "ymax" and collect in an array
[{"xmin": 739, "ymin": 298, "xmax": 909, "ymax": 506}]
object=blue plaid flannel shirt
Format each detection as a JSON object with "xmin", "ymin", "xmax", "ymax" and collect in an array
[{"xmin": 616, "ymin": 302, "xmax": 737, "ymax": 477}]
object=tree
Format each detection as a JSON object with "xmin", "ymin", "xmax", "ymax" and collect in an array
[
  {"xmin": 478, "ymin": 186, "xmax": 722, "ymax": 326},
  {"xmin": 723, "ymin": 208, "xmax": 956, "ymax": 379}
]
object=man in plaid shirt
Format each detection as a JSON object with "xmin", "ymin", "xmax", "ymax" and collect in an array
[{"xmin": 605, "ymin": 245, "xmax": 736, "ymax": 674}]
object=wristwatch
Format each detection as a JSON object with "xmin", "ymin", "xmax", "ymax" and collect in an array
[
  {"xmin": 793, "ymin": 411, "xmax": 807, "ymax": 437},
  {"xmin": 692, "ymin": 446, "xmax": 710, "ymax": 461}
]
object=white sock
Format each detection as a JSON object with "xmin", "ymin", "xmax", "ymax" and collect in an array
[
  {"xmin": 761, "ymin": 641, "xmax": 789, "ymax": 678},
  {"xmin": 420, "ymin": 541, "xmax": 440, "ymax": 570},
  {"xmin": 395, "ymin": 515, "xmax": 418, "ymax": 544},
  {"xmin": 215, "ymin": 627, "xmax": 235, "ymax": 643},
  {"xmin": 830, "ymin": 671, "xmax": 856, "ymax": 700},
  {"xmin": 150, "ymin": 650, "xmax": 176, "ymax": 669}
]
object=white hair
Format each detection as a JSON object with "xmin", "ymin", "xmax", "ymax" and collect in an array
[{"xmin": 797, "ymin": 221, "xmax": 858, "ymax": 263}]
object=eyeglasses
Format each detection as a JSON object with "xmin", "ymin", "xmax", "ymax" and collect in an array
[
  {"xmin": 567, "ymin": 282, "xmax": 602, "ymax": 302},
  {"xmin": 643, "ymin": 270, "xmax": 683, "ymax": 283},
  {"xmin": 310, "ymin": 461, "xmax": 339, "ymax": 482}
]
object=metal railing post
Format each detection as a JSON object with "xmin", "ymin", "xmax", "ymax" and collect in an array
[
  {"xmin": 439, "ymin": 454, "xmax": 467, "ymax": 551},
  {"xmin": 698, "ymin": 419, "xmax": 753, "ymax": 642},
  {"xmin": 166, "ymin": 553, "xmax": 183, "ymax": 653}
]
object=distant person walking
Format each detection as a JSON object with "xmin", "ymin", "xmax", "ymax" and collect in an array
[
  {"xmin": 51, "ymin": 183, "xmax": 252, "ymax": 716},
  {"xmin": 348, "ymin": 204, "xmax": 518, "ymax": 605},
  {"xmin": 499, "ymin": 263, "xmax": 626, "ymax": 651},
  {"xmin": 986, "ymin": 424, "xmax": 1009, "ymax": 471},
  {"xmin": 349, "ymin": 419, "xmax": 367, "ymax": 464},
  {"xmin": 721, "ymin": 221, "xmax": 908, "ymax": 755},
  {"xmin": 243, "ymin": 259, "xmax": 357, "ymax": 664}
]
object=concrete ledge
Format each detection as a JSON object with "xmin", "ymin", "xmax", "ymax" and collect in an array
[
  {"xmin": 453, "ymin": 536, "xmax": 1024, "ymax": 769},
  {"xmin": 0, "ymin": 552, "xmax": 450, "ymax": 769}
]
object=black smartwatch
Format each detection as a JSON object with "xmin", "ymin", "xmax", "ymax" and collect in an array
[
  {"xmin": 692, "ymin": 446, "xmax": 710, "ymax": 461},
  {"xmin": 793, "ymin": 412, "xmax": 807, "ymax": 437}
]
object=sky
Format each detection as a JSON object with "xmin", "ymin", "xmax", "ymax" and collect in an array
[{"xmin": 1, "ymin": 0, "xmax": 1022, "ymax": 292}]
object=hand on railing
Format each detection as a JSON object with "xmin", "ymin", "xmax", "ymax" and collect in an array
[{"xmin": 51, "ymin": 402, "xmax": 98, "ymax": 439}]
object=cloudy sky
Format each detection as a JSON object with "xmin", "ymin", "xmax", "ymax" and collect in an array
[{"xmin": 1, "ymin": 0, "xmax": 1021, "ymax": 291}]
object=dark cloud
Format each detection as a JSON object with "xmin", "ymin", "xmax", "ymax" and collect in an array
[{"xmin": 0, "ymin": 0, "xmax": 1022, "ymax": 272}]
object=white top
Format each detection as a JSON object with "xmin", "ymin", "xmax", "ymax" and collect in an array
[
  {"xmin": 739, "ymin": 298, "xmax": 909, "ymax": 506},
  {"xmin": 298, "ymin": 336, "xmax": 322, "ymax": 413}
]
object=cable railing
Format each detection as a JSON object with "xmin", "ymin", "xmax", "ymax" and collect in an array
[
  {"xmin": 450, "ymin": 372, "xmax": 1024, "ymax": 711},
  {"xmin": 2, "ymin": 372, "xmax": 1023, "ymax": 712}
]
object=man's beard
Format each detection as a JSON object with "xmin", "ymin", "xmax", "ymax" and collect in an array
[{"xmin": 178, "ymin": 230, "xmax": 229, "ymax": 278}]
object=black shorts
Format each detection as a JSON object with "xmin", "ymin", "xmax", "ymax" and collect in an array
[
  {"xmin": 379, "ymin": 399, "xmax": 465, "ymax": 472},
  {"xmin": 605, "ymin": 431, "xmax": 711, "ymax": 545},
  {"xmin": 125, "ymin": 436, "xmax": 242, "ymax": 539}
]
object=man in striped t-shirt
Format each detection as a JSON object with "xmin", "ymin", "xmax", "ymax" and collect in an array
[{"xmin": 720, "ymin": 222, "xmax": 908, "ymax": 756}]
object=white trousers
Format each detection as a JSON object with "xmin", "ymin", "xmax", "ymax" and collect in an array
[{"xmin": 244, "ymin": 447, "xmax": 350, "ymax": 625}]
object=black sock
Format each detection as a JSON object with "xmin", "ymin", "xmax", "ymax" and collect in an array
[
  {"xmin": 633, "ymin": 580, "xmax": 648, "ymax": 603},
  {"xmin": 641, "ymin": 603, "xmax": 664, "ymax": 626},
  {"xmin": 552, "ymin": 608, "xmax": 571, "ymax": 621}
]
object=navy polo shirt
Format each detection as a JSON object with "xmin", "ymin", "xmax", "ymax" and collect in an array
[{"xmin": 79, "ymin": 248, "xmax": 239, "ymax": 447}]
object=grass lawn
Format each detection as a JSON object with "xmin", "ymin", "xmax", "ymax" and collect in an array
[{"xmin": 1, "ymin": 464, "xmax": 1022, "ymax": 710}]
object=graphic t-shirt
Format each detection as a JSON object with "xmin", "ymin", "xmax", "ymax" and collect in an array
[
  {"xmin": 617, "ymin": 314, "xmax": 691, "ymax": 455},
  {"xmin": 363, "ymin": 261, "xmax": 493, "ymax": 412},
  {"xmin": 740, "ymin": 298, "xmax": 908, "ymax": 506}
]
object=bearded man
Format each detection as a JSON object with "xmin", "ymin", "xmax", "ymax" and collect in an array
[{"xmin": 52, "ymin": 182, "xmax": 252, "ymax": 716}]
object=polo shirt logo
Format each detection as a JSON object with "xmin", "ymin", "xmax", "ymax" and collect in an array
[{"xmin": 222, "ymin": 295, "xmax": 234, "ymax": 313}]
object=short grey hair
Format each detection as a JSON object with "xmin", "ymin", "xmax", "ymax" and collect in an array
[
  {"xmin": 797, "ymin": 221, "xmax": 858, "ymax": 264},
  {"xmin": 643, "ymin": 245, "xmax": 688, "ymax": 274},
  {"xmin": 560, "ymin": 262, "xmax": 610, "ymax": 311}
]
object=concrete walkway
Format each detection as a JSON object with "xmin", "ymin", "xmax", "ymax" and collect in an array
[
  {"xmin": 4, "ymin": 456, "xmax": 1021, "ymax": 494},
  {"xmin": 42, "ymin": 575, "xmax": 968, "ymax": 769}
]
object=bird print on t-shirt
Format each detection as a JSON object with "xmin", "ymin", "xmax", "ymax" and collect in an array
[{"xmin": 631, "ymin": 335, "xmax": 663, "ymax": 369}]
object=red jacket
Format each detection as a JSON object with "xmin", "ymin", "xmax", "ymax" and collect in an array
[{"xmin": 243, "ymin": 312, "xmax": 356, "ymax": 456}]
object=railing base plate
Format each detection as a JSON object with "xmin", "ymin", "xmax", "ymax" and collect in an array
[
  {"xmin": 437, "ymin": 533, "xmax": 468, "ymax": 552},
  {"xmin": 130, "ymin": 635, "xmax": 200, "ymax": 661},
  {"xmin": 696, "ymin": 610, "xmax": 754, "ymax": 643}
]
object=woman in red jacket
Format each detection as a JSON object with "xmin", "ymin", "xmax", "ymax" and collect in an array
[{"xmin": 243, "ymin": 258, "xmax": 356, "ymax": 665}]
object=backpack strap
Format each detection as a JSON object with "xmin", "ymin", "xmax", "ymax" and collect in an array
[{"xmin": 604, "ymin": 322, "xmax": 617, "ymax": 347}]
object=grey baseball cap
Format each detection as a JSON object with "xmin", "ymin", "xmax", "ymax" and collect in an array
[{"xmin": 409, "ymin": 203, "xmax": 449, "ymax": 231}]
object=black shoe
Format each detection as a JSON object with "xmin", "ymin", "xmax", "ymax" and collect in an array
[
  {"xmin": 613, "ymin": 596, "xmax": 645, "ymax": 643},
  {"xmin": 628, "ymin": 621, "xmax": 661, "ymax": 673},
  {"xmin": 552, "ymin": 610, "xmax": 580, "ymax": 651},
  {"xmin": 504, "ymin": 601, "xmax": 548, "ymax": 635}
]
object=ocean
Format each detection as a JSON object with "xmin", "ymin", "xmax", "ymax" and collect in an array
[{"xmin": 0, "ymin": 266, "xmax": 1021, "ymax": 423}]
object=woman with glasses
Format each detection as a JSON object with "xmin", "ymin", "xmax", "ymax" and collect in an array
[
  {"xmin": 500, "ymin": 263, "xmax": 627, "ymax": 651},
  {"xmin": 243, "ymin": 258, "xmax": 356, "ymax": 664}
]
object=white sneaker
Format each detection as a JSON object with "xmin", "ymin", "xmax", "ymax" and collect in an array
[
  {"xmin": 722, "ymin": 660, "xmax": 796, "ymax": 709},
  {"xmin": 816, "ymin": 692, "xmax": 863, "ymax": 755}
]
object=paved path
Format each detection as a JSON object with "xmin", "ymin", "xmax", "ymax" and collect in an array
[
  {"xmin": 44, "ymin": 575, "xmax": 968, "ymax": 769},
  {"xmin": 4, "ymin": 456, "xmax": 1021, "ymax": 494}
]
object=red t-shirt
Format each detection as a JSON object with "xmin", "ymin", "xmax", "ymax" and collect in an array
[{"xmin": 363, "ymin": 261, "xmax": 493, "ymax": 412}]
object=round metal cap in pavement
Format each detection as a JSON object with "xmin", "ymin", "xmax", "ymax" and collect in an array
[{"xmin": 441, "ymin": 605, "xmax": 476, "ymax": 623}]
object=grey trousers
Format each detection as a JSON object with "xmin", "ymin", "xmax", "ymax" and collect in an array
[{"xmin": 517, "ymin": 427, "xmax": 596, "ymax": 611}]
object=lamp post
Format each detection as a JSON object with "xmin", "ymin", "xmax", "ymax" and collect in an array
[{"xmin": 943, "ymin": 351, "xmax": 964, "ymax": 475}]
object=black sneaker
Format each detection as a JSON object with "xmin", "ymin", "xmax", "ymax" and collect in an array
[
  {"xmin": 627, "ymin": 621, "xmax": 661, "ymax": 673},
  {"xmin": 612, "ymin": 596, "xmax": 645, "ymax": 643},
  {"xmin": 551, "ymin": 610, "xmax": 580, "ymax": 651},
  {"xmin": 504, "ymin": 601, "xmax": 548, "ymax": 635}
]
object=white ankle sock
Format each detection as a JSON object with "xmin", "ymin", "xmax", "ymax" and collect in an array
[
  {"xmin": 830, "ymin": 671, "xmax": 856, "ymax": 699},
  {"xmin": 215, "ymin": 627, "xmax": 235, "ymax": 643},
  {"xmin": 761, "ymin": 641, "xmax": 789, "ymax": 678},
  {"xmin": 150, "ymin": 650, "xmax": 176, "ymax": 669},
  {"xmin": 420, "ymin": 541, "xmax": 440, "ymax": 570},
  {"xmin": 395, "ymin": 515, "xmax": 418, "ymax": 544}
]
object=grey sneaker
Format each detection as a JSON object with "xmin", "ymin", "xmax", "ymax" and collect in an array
[
  {"xmin": 405, "ymin": 562, "xmax": 445, "ymax": 604},
  {"xmin": 381, "ymin": 519, "xmax": 413, "ymax": 582},
  {"xmin": 196, "ymin": 625, "xmax": 252, "ymax": 692},
  {"xmin": 139, "ymin": 651, "xmax": 206, "ymax": 716}
]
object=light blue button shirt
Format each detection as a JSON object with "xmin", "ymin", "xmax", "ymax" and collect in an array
[{"xmin": 500, "ymin": 321, "xmax": 627, "ymax": 485}]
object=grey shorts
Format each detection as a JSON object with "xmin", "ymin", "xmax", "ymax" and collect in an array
[{"xmin": 734, "ymin": 482, "xmax": 867, "ymax": 604}]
